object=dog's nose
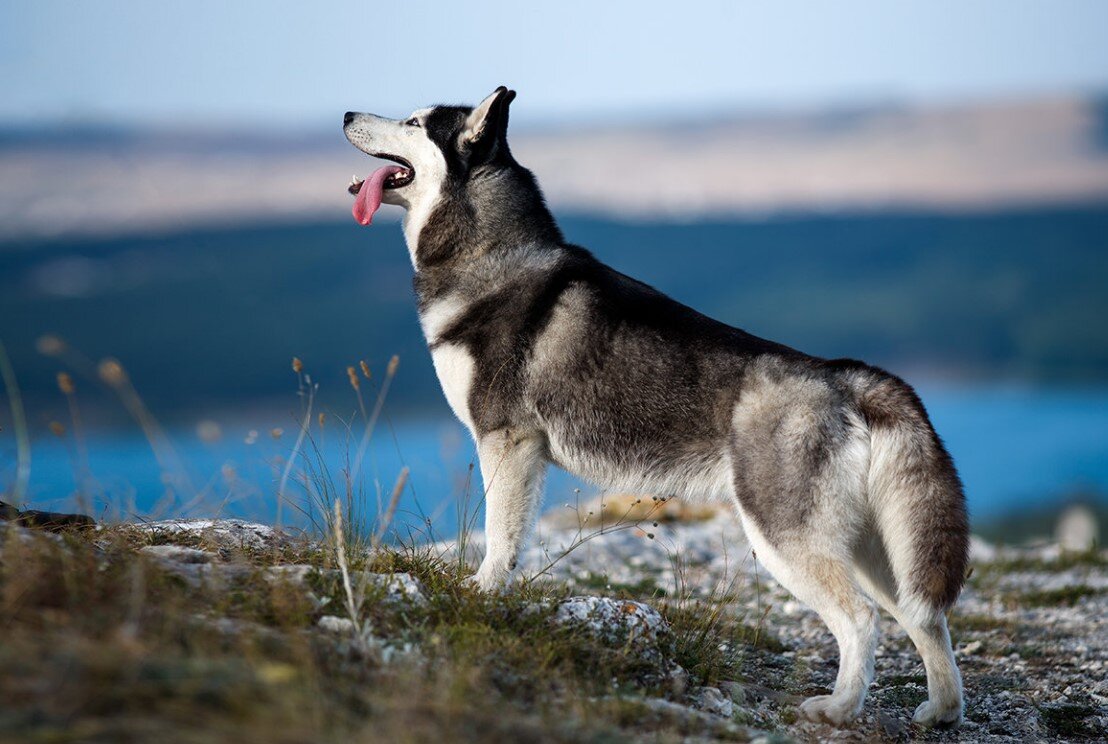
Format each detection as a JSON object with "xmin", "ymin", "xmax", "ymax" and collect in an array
[{"xmin": 343, "ymin": 111, "xmax": 356, "ymax": 126}]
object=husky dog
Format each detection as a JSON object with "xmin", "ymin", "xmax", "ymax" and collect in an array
[{"xmin": 343, "ymin": 87, "xmax": 969, "ymax": 728}]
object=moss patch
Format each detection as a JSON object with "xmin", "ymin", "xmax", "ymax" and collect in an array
[
  {"xmin": 1039, "ymin": 701, "xmax": 1104, "ymax": 739},
  {"xmin": 1006, "ymin": 584, "xmax": 1103, "ymax": 608}
]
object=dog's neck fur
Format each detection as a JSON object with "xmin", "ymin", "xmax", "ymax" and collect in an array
[{"xmin": 408, "ymin": 161, "xmax": 565, "ymax": 303}]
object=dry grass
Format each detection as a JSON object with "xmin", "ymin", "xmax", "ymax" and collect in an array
[
  {"xmin": 543, "ymin": 492, "xmax": 722, "ymax": 530},
  {"xmin": 0, "ymin": 347, "xmax": 775, "ymax": 741},
  {"xmin": 0, "ymin": 522, "xmax": 768, "ymax": 743}
]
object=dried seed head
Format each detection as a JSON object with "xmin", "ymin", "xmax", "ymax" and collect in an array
[
  {"xmin": 97, "ymin": 358, "xmax": 127, "ymax": 387},
  {"xmin": 359, "ymin": 360, "xmax": 371, "ymax": 379},
  {"xmin": 56, "ymin": 372, "xmax": 75, "ymax": 395},
  {"xmin": 49, "ymin": 421, "xmax": 66, "ymax": 437},
  {"xmin": 292, "ymin": 357, "xmax": 303, "ymax": 374},
  {"xmin": 270, "ymin": 427, "xmax": 284, "ymax": 440},
  {"xmin": 346, "ymin": 365, "xmax": 360, "ymax": 390},
  {"xmin": 36, "ymin": 335, "xmax": 66, "ymax": 356},
  {"xmin": 387, "ymin": 355, "xmax": 399, "ymax": 376},
  {"xmin": 318, "ymin": 412, "xmax": 326, "ymax": 427}
]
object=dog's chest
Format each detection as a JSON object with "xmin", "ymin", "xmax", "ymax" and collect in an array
[
  {"xmin": 430, "ymin": 345, "xmax": 476, "ymax": 433},
  {"xmin": 419, "ymin": 296, "xmax": 477, "ymax": 433}
]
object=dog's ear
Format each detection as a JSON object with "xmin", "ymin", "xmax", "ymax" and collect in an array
[{"xmin": 460, "ymin": 86, "xmax": 516, "ymax": 162}]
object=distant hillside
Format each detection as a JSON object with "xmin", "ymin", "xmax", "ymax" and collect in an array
[
  {"xmin": 2, "ymin": 95, "xmax": 1108, "ymax": 239},
  {"xmin": 1, "ymin": 206, "xmax": 1106, "ymax": 425}
]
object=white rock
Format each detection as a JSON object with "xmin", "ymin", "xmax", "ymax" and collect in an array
[
  {"xmin": 1056, "ymin": 504, "xmax": 1099, "ymax": 553},
  {"xmin": 374, "ymin": 572, "xmax": 427, "ymax": 605},
  {"xmin": 317, "ymin": 615, "xmax": 358, "ymax": 634},
  {"xmin": 552, "ymin": 596, "xmax": 669, "ymax": 648},
  {"xmin": 693, "ymin": 685, "xmax": 734, "ymax": 718},
  {"xmin": 140, "ymin": 519, "xmax": 291, "ymax": 550},
  {"xmin": 140, "ymin": 545, "xmax": 215, "ymax": 563}
]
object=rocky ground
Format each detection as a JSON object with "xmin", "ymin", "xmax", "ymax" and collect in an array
[
  {"xmin": 501, "ymin": 501, "xmax": 1108, "ymax": 742},
  {"xmin": 1, "ymin": 503, "xmax": 1104, "ymax": 743}
]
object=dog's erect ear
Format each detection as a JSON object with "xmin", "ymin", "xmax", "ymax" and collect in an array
[{"xmin": 460, "ymin": 86, "xmax": 516, "ymax": 161}]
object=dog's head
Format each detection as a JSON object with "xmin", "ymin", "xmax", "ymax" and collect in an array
[{"xmin": 343, "ymin": 86, "xmax": 516, "ymax": 226}]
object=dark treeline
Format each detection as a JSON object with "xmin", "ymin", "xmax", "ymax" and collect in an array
[{"xmin": 2, "ymin": 204, "xmax": 1107, "ymax": 425}]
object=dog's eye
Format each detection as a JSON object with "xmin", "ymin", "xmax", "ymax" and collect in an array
[{"xmin": 405, "ymin": 117, "xmax": 421, "ymax": 128}]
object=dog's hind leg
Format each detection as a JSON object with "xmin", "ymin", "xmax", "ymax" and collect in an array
[
  {"xmin": 855, "ymin": 536, "xmax": 963, "ymax": 727},
  {"xmin": 900, "ymin": 614, "xmax": 961, "ymax": 726},
  {"xmin": 853, "ymin": 375, "xmax": 968, "ymax": 727},
  {"xmin": 730, "ymin": 380, "xmax": 879, "ymax": 725},
  {"xmin": 471, "ymin": 429, "xmax": 547, "ymax": 591},
  {"xmin": 739, "ymin": 514, "xmax": 880, "ymax": 725}
]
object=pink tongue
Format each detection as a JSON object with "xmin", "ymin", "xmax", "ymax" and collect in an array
[{"xmin": 352, "ymin": 165, "xmax": 405, "ymax": 226}]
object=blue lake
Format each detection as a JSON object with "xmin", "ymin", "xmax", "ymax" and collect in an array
[{"xmin": 5, "ymin": 385, "xmax": 1108, "ymax": 537}]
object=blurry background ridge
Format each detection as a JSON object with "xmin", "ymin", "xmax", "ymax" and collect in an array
[{"xmin": 3, "ymin": 94, "xmax": 1108, "ymax": 240}]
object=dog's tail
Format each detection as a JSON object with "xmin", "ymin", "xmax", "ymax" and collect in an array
[{"xmin": 856, "ymin": 371, "xmax": 969, "ymax": 626}]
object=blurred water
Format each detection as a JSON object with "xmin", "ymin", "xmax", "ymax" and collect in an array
[{"xmin": 5, "ymin": 386, "xmax": 1107, "ymax": 537}]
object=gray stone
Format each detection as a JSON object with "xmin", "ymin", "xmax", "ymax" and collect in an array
[
  {"xmin": 317, "ymin": 615, "xmax": 358, "ymax": 634},
  {"xmin": 719, "ymin": 680, "xmax": 747, "ymax": 706},
  {"xmin": 692, "ymin": 685, "xmax": 734, "ymax": 718},
  {"xmin": 140, "ymin": 519, "xmax": 292, "ymax": 551},
  {"xmin": 140, "ymin": 545, "xmax": 215, "ymax": 563},
  {"xmin": 552, "ymin": 596, "xmax": 669, "ymax": 653}
]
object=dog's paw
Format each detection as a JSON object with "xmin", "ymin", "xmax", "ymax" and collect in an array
[
  {"xmin": 912, "ymin": 698, "xmax": 962, "ymax": 728},
  {"xmin": 799, "ymin": 694, "xmax": 862, "ymax": 726},
  {"xmin": 467, "ymin": 561, "xmax": 510, "ymax": 593}
]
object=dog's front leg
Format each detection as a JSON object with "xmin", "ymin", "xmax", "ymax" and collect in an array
[{"xmin": 470, "ymin": 429, "xmax": 547, "ymax": 591}]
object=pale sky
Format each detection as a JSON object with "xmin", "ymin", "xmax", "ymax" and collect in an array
[{"xmin": 2, "ymin": 0, "xmax": 1107, "ymax": 127}]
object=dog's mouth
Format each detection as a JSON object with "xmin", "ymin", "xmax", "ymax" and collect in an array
[
  {"xmin": 348, "ymin": 153, "xmax": 414, "ymax": 194},
  {"xmin": 348, "ymin": 153, "xmax": 415, "ymax": 226}
]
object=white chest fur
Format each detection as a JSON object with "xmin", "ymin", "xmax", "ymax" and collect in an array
[
  {"xmin": 430, "ymin": 344, "xmax": 476, "ymax": 434},
  {"xmin": 419, "ymin": 295, "xmax": 476, "ymax": 434}
]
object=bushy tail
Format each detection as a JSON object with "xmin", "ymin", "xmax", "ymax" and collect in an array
[{"xmin": 857, "ymin": 373, "xmax": 969, "ymax": 625}]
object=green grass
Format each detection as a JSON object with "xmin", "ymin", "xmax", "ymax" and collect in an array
[
  {"xmin": 949, "ymin": 613, "xmax": 1020, "ymax": 634},
  {"xmin": 1005, "ymin": 584, "xmax": 1103, "ymax": 608},
  {"xmin": 576, "ymin": 571, "xmax": 668, "ymax": 600},
  {"xmin": 977, "ymin": 548, "xmax": 1108, "ymax": 574}
]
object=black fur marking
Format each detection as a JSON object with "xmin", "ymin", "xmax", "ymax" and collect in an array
[{"xmin": 411, "ymin": 97, "xmax": 561, "ymax": 270}]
